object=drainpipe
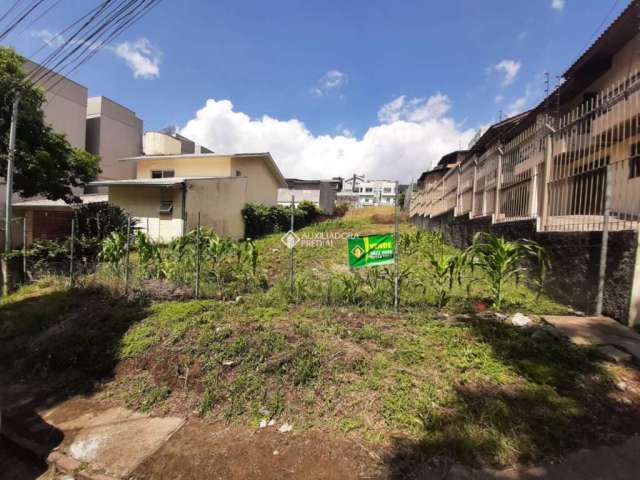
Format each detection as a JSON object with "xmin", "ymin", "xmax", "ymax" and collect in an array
[{"xmin": 181, "ymin": 181, "xmax": 187, "ymax": 236}]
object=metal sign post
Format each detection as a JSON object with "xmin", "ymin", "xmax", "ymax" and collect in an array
[
  {"xmin": 393, "ymin": 180, "xmax": 400, "ymax": 314},
  {"xmin": 289, "ymin": 196, "xmax": 295, "ymax": 297},
  {"xmin": 195, "ymin": 212, "xmax": 201, "ymax": 299}
]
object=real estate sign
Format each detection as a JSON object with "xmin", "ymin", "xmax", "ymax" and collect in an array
[{"xmin": 347, "ymin": 234, "xmax": 395, "ymax": 268}]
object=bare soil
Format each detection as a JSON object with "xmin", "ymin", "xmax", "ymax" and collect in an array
[{"xmin": 131, "ymin": 419, "xmax": 391, "ymax": 480}]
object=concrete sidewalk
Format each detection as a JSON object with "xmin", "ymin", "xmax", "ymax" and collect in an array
[{"xmin": 543, "ymin": 315, "xmax": 640, "ymax": 364}]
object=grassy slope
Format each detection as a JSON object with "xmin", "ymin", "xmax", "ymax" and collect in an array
[{"xmin": 1, "ymin": 210, "xmax": 638, "ymax": 468}]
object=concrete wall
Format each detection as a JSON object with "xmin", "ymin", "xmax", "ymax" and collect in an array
[
  {"xmin": 417, "ymin": 211, "xmax": 640, "ymax": 327},
  {"xmin": 136, "ymin": 155, "xmax": 233, "ymax": 179},
  {"xmin": 110, "ymin": 185, "xmax": 184, "ymax": 242},
  {"xmin": 230, "ymin": 156, "xmax": 280, "ymax": 206},
  {"xmin": 23, "ymin": 60, "xmax": 88, "ymax": 149},
  {"xmin": 143, "ymin": 132, "xmax": 183, "ymax": 156},
  {"xmin": 184, "ymin": 178, "xmax": 247, "ymax": 239},
  {"xmin": 86, "ymin": 96, "xmax": 143, "ymax": 182},
  {"xmin": 108, "ymin": 178, "xmax": 249, "ymax": 241}
]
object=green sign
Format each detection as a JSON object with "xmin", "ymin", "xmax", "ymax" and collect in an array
[{"xmin": 347, "ymin": 234, "xmax": 395, "ymax": 268}]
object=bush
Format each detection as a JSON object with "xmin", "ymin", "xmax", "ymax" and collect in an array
[
  {"xmin": 242, "ymin": 201, "xmax": 320, "ymax": 238},
  {"xmin": 334, "ymin": 203, "xmax": 349, "ymax": 217}
]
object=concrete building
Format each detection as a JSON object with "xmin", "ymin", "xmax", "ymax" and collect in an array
[
  {"xmin": 277, "ymin": 178, "xmax": 340, "ymax": 214},
  {"xmin": 23, "ymin": 60, "xmax": 88, "ymax": 149},
  {"xmin": 6, "ymin": 62, "xmax": 143, "ymax": 248},
  {"xmin": 408, "ymin": 0, "xmax": 640, "ymax": 327},
  {"xmin": 86, "ymin": 96, "xmax": 144, "ymax": 183},
  {"xmin": 143, "ymin": 130, "xmax": 213, "ymax": 156},
  {"xmin": 90, "ymin": 152, "xmax": 286, "ymax": 241},
  {"xmin": 336, "ymin": 177, "xmax": 397, "ymax": 208}
]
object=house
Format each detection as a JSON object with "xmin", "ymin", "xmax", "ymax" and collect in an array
[
  {"xmin": 90, "ymin": 151, "xmax": 287, "ymax": 241},
  {"xmin": 336, "ymin": 177, "xmax": 397, "ymax": 208},
  {"xmin": 277, "ymin": 178, "xmax": 341, "ymax": 214}
]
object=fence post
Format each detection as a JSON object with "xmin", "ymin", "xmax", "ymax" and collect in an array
[
  {"xmin": 470, "ymin": 162, "xmax": 477, "ymax": 218},
  {"xmin": 595, "ymin": 163, "xmax": 614, "ymax": 316},
  {"xmin": 495, "ymin": 148, "xmax": 503, "ymax": 223},
  {"xmin": 195, "ymin": 212, "xmax": 201, "ymax": 300},
  {"xmin": 539, "ymin": 133, "xmax": 554, "ymax": 231},
  {"xmin": 529, "ymin": 165, "xmax": 539, "ymax": 217},
  {"xmin": 289, "ymin": 195, "xmax": 295, "ymax": 297},
  {"xmin": 124, "ymin": 216, "xmax": 131, "ymax": 296},
  {"xmin": 22, "ymin": 217, "xmax": 27, "ymax": 281},
  {"xmin": 69, "ymin": 219, "xmax": 75, "ymax": 288}
]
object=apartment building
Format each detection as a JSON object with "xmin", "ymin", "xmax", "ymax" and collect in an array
[
  {"xmin": 337, "ymin": 177, "xmax": 397, "ymax": 207},
  {"xmin": 410, "ymin": 0, "xmax": 640, "ymax": 233},
  {"xmin": 8, "ymin": 60, "xmax": 143, "ymax": 247},
  {"xmin": 86, "ymin": 96, "xmax": 144, "ymax": 183},
  {"xmin": 408, "ymin": 0, "xmax": 640, "ymax": 326}
]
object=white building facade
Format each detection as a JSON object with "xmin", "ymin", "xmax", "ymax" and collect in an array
[{"xmin": 336, "ymin": 178, "xmax": 397, "ymax": 208}]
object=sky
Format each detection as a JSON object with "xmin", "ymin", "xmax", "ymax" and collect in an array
[{"xmin": 1, "ymin": 0, "xmax": 630, "ymax": 182}]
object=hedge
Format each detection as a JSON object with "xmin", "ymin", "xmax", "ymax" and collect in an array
[{"xmin": 242, "ymin": 201, "xmax": 320, "ymax": 238}]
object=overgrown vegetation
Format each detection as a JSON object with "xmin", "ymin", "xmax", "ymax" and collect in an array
[{"xmin": 4, "ymin": 208, "xmax": 635, "ymax": 470}]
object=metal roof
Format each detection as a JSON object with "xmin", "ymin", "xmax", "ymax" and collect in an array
[
  {"xmin": 13, "ymin": 194, "xmax": 108, "ymax": 209},
  {"xmin": 88, "ymin": 176, "xmax": 233, "ymax": 187}
]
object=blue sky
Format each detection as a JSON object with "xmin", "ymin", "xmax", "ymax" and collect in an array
[{"xmin": 1, "ymin": 0, "xmax": 630, "ymax": 180}]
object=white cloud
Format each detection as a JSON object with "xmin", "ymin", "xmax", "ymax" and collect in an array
[
  {"xmin": 30, "ymin": 30, "xmax": 161, "ymax": 79},
  {"xmin": 517, "ymin": 31, "xmax": 528, "ymax": 41},
  {"xmin": 113, "ymin": 38, "xmax": 160, "ymax": 79},
  {"xmin": 180, "ymin": 96, "xmax": 475, "ymax": 182},
  {"xmin": 494, "ymin": 59, "xmax": 522, "ymax": 87},
  {"xmin": 377, "ymin": 93, "xmax": 451, "ymax": 124},
  {"xmin": 311, "ymin": 70, "xmax": 348, "ymax": 96},
  {"xmin": 494, "ymin": 94, "xmax": 504, "ymax": 104},
  {"xmin": 551, "ymin": 0, "xmax": 566, "ymax": 11}
]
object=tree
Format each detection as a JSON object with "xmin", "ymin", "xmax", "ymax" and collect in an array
[{"xmin": 0, "ymin": 46, "xmax": 100, "ymax": 202}]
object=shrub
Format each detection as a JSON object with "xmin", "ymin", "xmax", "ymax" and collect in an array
[
  {"xmin": 334, "ymin": 203, "xmax": 349, "ymax": 217},
  {"xmin": 242, "ymin": 202, "xmax": 320, "ymax": 237}
]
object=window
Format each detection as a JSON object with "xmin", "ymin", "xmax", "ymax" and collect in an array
[
  {"xmin": 353, "ymin": 187, "xmax": 360, "ymax": 193},
  {"xmin": 158, "ymin": 201, "xmax": 173, "ymax": 214},
  {"xmin": 365, "ymin": 187, "xmax": 373, "ymax": 193},
  {"xmin": 236, "ymin": 170, "xmax": 242, "ymax": 176},
  {"xmin": 630, "ymin": 143, "xmax": 640, "ymax": 179},
  {"xmin": 383, "ymin": 187, "xmax": 392, "ymax": 193},
  {"xmin": 151, "ymin": 170, "xmax": 175, "ymax": 179}
]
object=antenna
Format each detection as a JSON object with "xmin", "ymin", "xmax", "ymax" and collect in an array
[{"xmin": 544, "ymin": 72, "xmax": 550, "ymax": 97}]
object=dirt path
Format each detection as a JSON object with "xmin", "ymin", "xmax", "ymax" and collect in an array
[{"xmin": 132, "ymin": 420, "xmax": 387, "ymax": 480}]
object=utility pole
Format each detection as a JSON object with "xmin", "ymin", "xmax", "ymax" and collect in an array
[{"xmin": 2, "ymin": 93, "xmax": 20, "ymax": 296}]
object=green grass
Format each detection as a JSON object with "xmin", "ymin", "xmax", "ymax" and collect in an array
[
  {"xmin": 0, "ymin": 277, "xmax": 75, "ymax": 340},
  {"xmin": 0, "ymin": 214, "xmax": 631, "ymax": 469}
]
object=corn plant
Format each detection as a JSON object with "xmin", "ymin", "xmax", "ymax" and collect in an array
[
  {"xmin": 99, "ymin": 231, "xmax": 127, "ymax": 271},
  {"xmin": 466, "ymin": 232, "xmax": 548, "ymax": 310},
  {"xmin": 421, "ymin": 249, "xmax": 466, "ymax": 308},
  {"xmin": 134, "ymin": 231, "xmax": 163, "ymax": 279}
]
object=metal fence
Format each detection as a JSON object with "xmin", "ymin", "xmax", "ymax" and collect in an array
[{"xmin": 409, "ymin": 69, "xmax": 640, "ymax": 235}]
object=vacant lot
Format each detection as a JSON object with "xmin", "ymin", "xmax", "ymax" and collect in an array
[{"xmin": 2, "ymin": 210, "xmax": 640, "ymax": 473}]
